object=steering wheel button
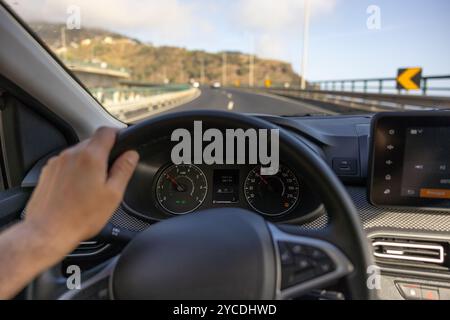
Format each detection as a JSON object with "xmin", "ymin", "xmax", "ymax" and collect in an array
[
  {"xmin": 294, "ymin": 256, "xmax": 312, "ymax": 270},
  {"xmin": 310, "ymin": 248, "xmax": 326, "ymax": 259},
  {"xmin": 278, "ymin": 242, "xmax": 294, "ymax": 265},
  {"xmin": 317, "ymin": 261, "xmax": 333, "ymax": 274},
  {"xmin": 287, "ymin": 243, "xmax": 306, "ymax": 255}
]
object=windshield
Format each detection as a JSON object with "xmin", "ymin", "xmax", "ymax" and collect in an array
[{"xmin": 4, "ymin": 0, "xmax": 450, "ymax": 122}]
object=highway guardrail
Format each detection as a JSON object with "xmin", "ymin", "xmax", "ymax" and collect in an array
[
  {"xmin": 91, "ymin": 85, "xmax": 200, "ymax": 122},
  {"xmin": 244, "ymin": 87, "xmax": 450, "ymax": 113}
]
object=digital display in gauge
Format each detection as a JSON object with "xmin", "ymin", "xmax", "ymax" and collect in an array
[{"xmin": 212, "ymin": 169, "xmax": 239, "ymax": 204}]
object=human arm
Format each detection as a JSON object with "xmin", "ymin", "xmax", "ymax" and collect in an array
[{"xmin": 0, "ymin": 127, "xmax": 139, "ymax": 299}]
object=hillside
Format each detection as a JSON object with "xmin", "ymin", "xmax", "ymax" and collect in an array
[{"xmin": 30, "ymin": 23, "xmax": 302, "ymax": 86}]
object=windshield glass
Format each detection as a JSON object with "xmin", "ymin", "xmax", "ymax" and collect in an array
[{"xmin": 4, "ymin": 0, "xmax": 450, "ymax": 122}]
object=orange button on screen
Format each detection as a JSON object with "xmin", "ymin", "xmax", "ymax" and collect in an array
[{"xmin": 419, "ymin": 188, "xmax": 450, "ymax": 199}]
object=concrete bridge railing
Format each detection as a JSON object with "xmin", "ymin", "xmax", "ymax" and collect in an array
[{"xmin": 92, "ymin": 87, "xmax": 200, "ymax": 122}]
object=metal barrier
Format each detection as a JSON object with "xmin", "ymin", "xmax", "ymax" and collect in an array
[
  {"xmin": 311, "ymin": 75, "xmax": 450, "ymax": 96},
  {"xmin": 243, "ymin": 86, "xmax": 450, "ymax": 113}
]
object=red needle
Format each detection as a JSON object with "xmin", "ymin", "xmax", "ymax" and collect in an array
[
  {"xmin": 166, "ymin": 173, "xmax": 184, "ymax": 191},
  {"xmin": 256, "ymin": 172, "xmax": 269, "ymax": 185}
]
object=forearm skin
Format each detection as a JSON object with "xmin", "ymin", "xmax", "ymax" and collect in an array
[{"xmin": 0, "ymin": 221, "xmax": 77, "ymax": 299}]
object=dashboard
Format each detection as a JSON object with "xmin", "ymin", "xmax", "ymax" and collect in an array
[
  {"xmin": 22, "ymin": 111, "xmax": 450, "ymax": 300},
  {"xmin": 118, "ymin": 111, "xmax": 450, "ymax": 224},
  {"xmin": 116, "ymin": 111, "xmax": 450, "ymax": 300}
]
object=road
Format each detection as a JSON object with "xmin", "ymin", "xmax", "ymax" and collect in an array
[{"xmin": 158, "ymin": 87, "xmax": 334, "ymax": 116}]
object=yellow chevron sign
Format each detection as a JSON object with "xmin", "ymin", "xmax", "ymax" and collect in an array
[{"xmin": 396, "ymin": 67, "xmax": 422, "ymax": 90}]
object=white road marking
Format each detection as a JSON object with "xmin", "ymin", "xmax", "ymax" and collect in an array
[
  {"xmin": 227, "ymin": 93, "xmax": 233, "ymax": 99},
  {"xmin": 227, "ymin": 100, "xmax": 234, "ymax": 110},
  {"xmin": 240, "ymin": 90, "xmax": 337, "ymax": 115}
]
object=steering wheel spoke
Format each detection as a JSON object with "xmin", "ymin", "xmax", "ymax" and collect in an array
[{"xmin": 268, "ymin": 224, "xmax": 353, "ymax": 300}]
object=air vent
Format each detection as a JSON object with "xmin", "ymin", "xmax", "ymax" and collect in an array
[
  {"xmin": 373, "ymin": 240, "xmax": 444, "ymax": 264},
  {"xmin": 70, "ymin": 241, "xmax": 109, "ymax": 257}
]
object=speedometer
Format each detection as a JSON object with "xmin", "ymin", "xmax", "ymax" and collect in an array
[
  {"xmin": 156, "ymin": 164, "xmax": 208, "ymax": 215},
  {"xmin": 244, "ymin": 165, "xmax": 300, "ymax": 216}
]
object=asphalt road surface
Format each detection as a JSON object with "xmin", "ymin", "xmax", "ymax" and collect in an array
[{"xmin": 159, "ymin": 87, "xmax": 335, "ymax": 117}]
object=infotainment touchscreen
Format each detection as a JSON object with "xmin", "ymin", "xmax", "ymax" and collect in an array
[{"xmin": 369, "ymin": 112, "xmax": 450, "ymax": 209}]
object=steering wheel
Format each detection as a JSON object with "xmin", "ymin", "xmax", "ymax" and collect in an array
[{"xmin": 55, "ymin": 110, "xmax": 374, "ymax": 300}]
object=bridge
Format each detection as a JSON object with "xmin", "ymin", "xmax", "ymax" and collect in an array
[
  {"xmin": 104, "ymin": 74, "xmax": 450, "ymax": 122},
  {"xmin": 64, "ymin": 60, "xmax": 130, "ymax": 88},
  {"xmin": 250, "ymin": 73, "xmax": 450, "ymax": 114},
  {"xmin": 64, "ymin": 60, "xmax": 450, "ymax": 121}
]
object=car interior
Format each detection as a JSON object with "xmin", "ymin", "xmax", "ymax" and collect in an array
[{"xmin": 0, "ymin": 2, "xmax": 449, "ymax": 301}]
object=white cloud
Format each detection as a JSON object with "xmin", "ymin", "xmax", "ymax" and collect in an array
[
  {"xmin": 235, "ymin": 0, "xmax": 337, "ymax": 33},
  {"xmin": 232, "ymin": 0, "xmax": 337, "ymax": 62},
  {"xmin": 4, "ymin": 0, "xmax": 338, "ymax": 64},
  {"xmin": 5, "ymin": 0, "xmax": 198, "ymax": 42}
]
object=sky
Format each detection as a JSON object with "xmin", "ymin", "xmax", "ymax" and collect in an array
[{"xmin": 4, "ymin": 0, "xmax": 450, "ymax": 81}]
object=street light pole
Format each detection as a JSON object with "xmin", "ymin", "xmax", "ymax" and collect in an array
[
  {"xmin": 249, "ymin": 54, "xmax": 254, "ymax": 87},
  {"xmin": 200, "ymin": 56, "xmax": 205, "ymax": 85},
  {"xmin": 222, "ymin": 52, "xmax": 227, "ymax": 86},
  {"xmin": 60, "ymin": 26, "xmax": 67, "ymax": 60},
  {"xmin": 300, "ymin": 0, "xmax": 311, "ymax": 90}
]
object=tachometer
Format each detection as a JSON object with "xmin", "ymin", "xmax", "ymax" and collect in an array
[
  {"xmin": 156, "ymin": 164, "xmax": 208, "ymax": 215},
  {"xmin": 244, "ymin": 165, "xmax": 300, "ymax": 216}
]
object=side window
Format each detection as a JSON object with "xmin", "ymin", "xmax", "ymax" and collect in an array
[
  {"xmin": 0, "ymin": 88, "xmax": 72, "ymax": 189},
  {"xmin": 0, "ymin": 84, "xmax": 76, "ymax": 230}
]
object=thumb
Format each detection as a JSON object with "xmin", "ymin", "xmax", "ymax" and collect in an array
[{"xmin": 107, "ymin": 150, "xmax": 139, "ymax": 196}]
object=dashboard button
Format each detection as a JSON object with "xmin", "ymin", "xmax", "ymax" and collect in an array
[
  {"xmin": 421, "ymin": 287, "xmax": 439, "ymax": 300},
  {"xmin": 332, "ymin": 158, "xmax": 357, "ymax": 175},
  {"xmin": 397, "ymin": 283, "xmax": 421, "ymax": 300}
]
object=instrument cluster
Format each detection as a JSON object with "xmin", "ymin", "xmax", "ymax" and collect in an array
[
  {"xmin": 155, "ymin": 164, "xmax": 300, "ymax": 217},
  {"xmin": 122, "ymin": 138, "xmax": 323, "ymax": 223}
]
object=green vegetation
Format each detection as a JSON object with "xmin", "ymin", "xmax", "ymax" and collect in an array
[{"xmin": 31, "ymin": 23, "xmax": 301, "ymax": 86}]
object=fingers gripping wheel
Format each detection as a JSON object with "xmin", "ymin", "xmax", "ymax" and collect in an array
[{"xmin": 65, "ymin": 110, "xmax": 373, "ymax": 300}]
